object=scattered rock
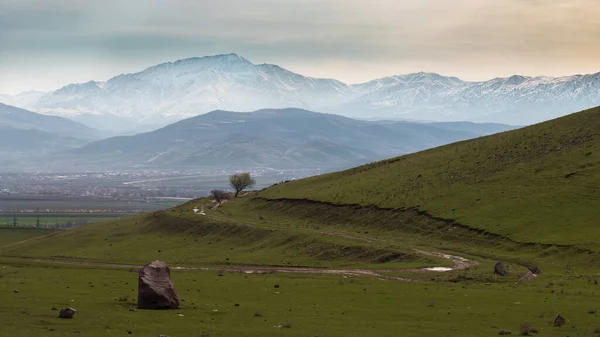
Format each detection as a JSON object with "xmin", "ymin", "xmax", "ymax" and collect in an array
[
  {"xmin": 234, "ymin": 303, "xmax": 240, "ymax": 307},
  {"xmin": 129, "ymin": 305, "xmax": 137, "ymax": 312},
  {"xmin": 50, "ymin": 307, "xmax": 58, "ymax": 311},
  {"xmin": 137, "ymin": 260, "xmax": 181, "ymax": 310},
  {"xmin": 274, "ymin": 285, "xmax": 280, "ymax": 289},
  {"xmin": 527, "ymin": 266, "xmax": 542, "ymax": 275},
  {"xmin": 498, "ymin": 329, "xmax": 512, "ymax": 335},
  {"xmin": 494, "ymin": 261, "xmax": 507, "ymax": 276},
  {"xmin": 13, "ymin": 290, "xmax": 19, "ymax": 293},
  {"xmin": 58, "ymin": 307, "xmax": 76, "ymax": 319},
  {"xmin": 520, "ymin": 271, "xmax": 537, "ymax": 281},
  {"xmin": 553, "ymin": 314, "xmax": 566, "ymax": 326}
]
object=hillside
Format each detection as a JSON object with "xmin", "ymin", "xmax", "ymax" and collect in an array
[
  {"xmin": 0, "ymin": 103, "xmax": 99, "ymax": 139},
  {"xmin": 48, "ymin": 108, "xmax": 514, "ymax": 170},
  {"xmin": 0, "ymin": 103, "xmax": 101, "ymax": 157},
  {"xmin": 261, "ymin": 106, "xmax": 600, "ymax": 248},
  {"xmin": 5, "ymin": 54, "xmax": 599, "ymax": 129}
]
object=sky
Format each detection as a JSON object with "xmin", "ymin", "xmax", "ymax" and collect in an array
[{"xmin": 1, "ymin": 0, "xmax": 599, "ymax": 94}]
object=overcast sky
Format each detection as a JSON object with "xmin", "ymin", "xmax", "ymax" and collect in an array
[{"xmin": 1, "ymin": 0, "xmax": 599, "ymax": 94}]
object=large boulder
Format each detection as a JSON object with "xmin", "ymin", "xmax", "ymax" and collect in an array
[{"xmin": 137, "ymin": 260, "xmax": 181, "ymax": 309}]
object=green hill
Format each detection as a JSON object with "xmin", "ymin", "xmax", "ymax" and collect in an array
[{"xmin": 261, "ymin": 106, "xmax": 600, "ymax": 249}]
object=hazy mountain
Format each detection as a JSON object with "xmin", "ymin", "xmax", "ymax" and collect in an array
[
  {"xmin": 46, "ymin": 108, "xmax": 516, "ymax": 170},
  {"xmin": 0, "ymin": 103, "xmax": 100, "ymax": 140},
  {"xmin": 337, "ymin": 72, "xmax": 600, "ymax": 124},
  {"xmin": 7, "ymin": 54, "xmax": 598, "ymax": 130},
  {"xmin": 0, "ymin": 103, "xmax": 100, "ymax": 158},
  {"xmin": 0, "ymin": 128, "xmax": 88, "ymax": 158},
  {"xmin": 24, "ymin": 54, "xmax": 354, "ymax": 131},
  {"xmin": 0, "ymin": 91, "xmax": 47, "ymax": 109}
]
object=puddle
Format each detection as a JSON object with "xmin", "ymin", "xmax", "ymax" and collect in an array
[{"xmin": 424, "ymin": 267, "xmax": 453, "ymax": 272}]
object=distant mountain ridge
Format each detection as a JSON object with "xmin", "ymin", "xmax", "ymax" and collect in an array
[
  {"xmin": 0, "ymin": 103, "xmax": 100, "ymax": 158},
  {"xmin": 1, "ymin": 53, "xmax": 598, "ymax": 130},
  {"xmin": 41, "ymin": 108, "xmax": 517, "ymax": 171}
]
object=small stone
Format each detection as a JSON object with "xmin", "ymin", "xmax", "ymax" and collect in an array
[
  {"xmin": 13, "ymin": 290, "xmax": 19, "ymax": 293},
  {"xmin": 494, "ymin": 261, "xmax": 507, "ymax": 276},
  {"xmin": 58, "ymin": 307, "xmax": 76, "ymax": 319},
  {"xmin": 51, "ymin": 307, "xmax": 58, "ymax": 311},
  {"xmin": 553, "ymin": 314, "xmax": 566, "ymax": 326}
]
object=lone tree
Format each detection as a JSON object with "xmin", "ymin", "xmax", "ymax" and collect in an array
[
  {"xmin": 210, "ymin": 189, "xmax": 230, "ymax": 204},
  {"xmin": 229, "ymin": 172, "xmax": 256, "ymax": 197}
]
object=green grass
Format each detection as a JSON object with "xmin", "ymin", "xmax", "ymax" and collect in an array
[
  {"xmin": 261, "ymin": 107, "xmax": 600, "ymax": 248},
  {"xmin": 0, "ymin": 227, "xmax": 57, "ymax": 248},
  {"xmin": 0, "ymin": 207, "xmax": 445, "ymax": 270},
  {"xmin": 2, "ymin": 261, "xmax": 600, "ymax": 337}
]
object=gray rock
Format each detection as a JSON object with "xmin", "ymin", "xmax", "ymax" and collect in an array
[
  {"xmin": 137, "ymin": 260, "xmax": 181, "ymax": 310},
  {"xmin": 494, "ymin": 260, "xmax": 507, "ymax": 276},
  {"xmin": 553, "ymin": 314, "xmax": 566, "ymax": 326},
  {"xmin": 58, "ymin": 307, "xmax": 76, "ymax": 319},
  {"xmin": 527, "ymin": 266, "xmax": 542, "ymax": 275}
]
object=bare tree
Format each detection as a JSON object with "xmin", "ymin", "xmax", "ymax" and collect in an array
[
  {"xmin": 229, "ymin": 172, "xmax": 256, "ymax": 197},
  {"xmin": 210, "ymin": 189, "xmax": 230, "ymax": 204}
]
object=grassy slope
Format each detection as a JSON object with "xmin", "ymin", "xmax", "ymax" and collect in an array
[
  {"xmin": 0, "ymin": 206, "xmax": 442, "ymax": 270},
  {"xmin": 0, "ymin": 227, "xmax": 57, "ymax": 247},
  {"xmin": 261, "ymin": 107, "xmax": 600, "ymax": 247}
]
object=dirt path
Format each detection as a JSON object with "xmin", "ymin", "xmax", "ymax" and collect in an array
[
  {"xmin": 0, "ymin": 256, "xmax": 444, "ymax": 282},
  {"xmin": 203, "ymin": 213, "xmax": 479, "ymax": 273},
  {"xmin": 0, "ymin": 210, "xmax": 478, "ymax": 282}
]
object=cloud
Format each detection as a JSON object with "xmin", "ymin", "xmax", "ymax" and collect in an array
[{"xmin": 0, "ymin": 0, "xmax": 599, "ymax": 93}]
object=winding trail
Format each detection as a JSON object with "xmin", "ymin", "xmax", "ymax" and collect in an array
[{"xmin": 0, "ymin": 210, "xmax": 479, "ymax": 282}]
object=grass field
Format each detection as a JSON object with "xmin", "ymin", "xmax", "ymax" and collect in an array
[
  {"xmin": 0, "ymin": 212, "xmax": 129, "ymax": 228},
  {"xmin": 0, "ymin": 195, "xmax": 185, "ymax": 212},
  {"xmin": 1, "ymin": 107, "xmax": 599, "ymax": 336},
  {"xmin": 1, "ymin": 260, "xmax": 599, "ymax": 337}
]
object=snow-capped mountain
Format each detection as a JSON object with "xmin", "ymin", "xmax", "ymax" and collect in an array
[
  {"xmin": 5, "ymin": 53, "xmax": 600, "ymax": 130},
  {"xmin": 337, "ymin": 72, "xmax": 600, "ymax": 124},
  {"xmin": 27, "ymin": 54, "xmax": 356, "ymax": 129}
]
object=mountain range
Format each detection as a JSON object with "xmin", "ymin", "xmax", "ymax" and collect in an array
[
  {"xmin": 1, "ymin": 53, "xmax": 598, "ymax": 131},
  {"xmin": 16, "ymin": 108, "xmax": 516, "ymax": 171}
]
